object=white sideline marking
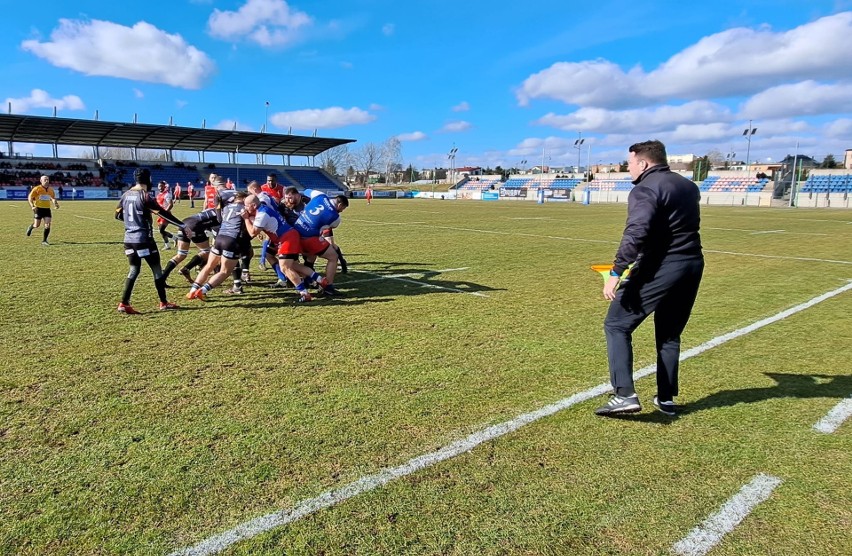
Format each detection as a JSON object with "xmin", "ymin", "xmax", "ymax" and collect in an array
[
  {"xmin": 705, "ymin": 249, "xmax": 852, "ymax": 266},
  {"xmin": 672, "ymin": 473, "xmax": 782, "ymax": 556},
  {"xmin": 813, "ymin": 395, "xmax": 852, "ymax": 433},
  {"xmin": 170, "ymin": 282, "xmax": 852, "ymax": 556},
  {"xmin": 352, "ymin": 220, "xmax": 851, "ymax": 262},
  {"xmin": 74, "ymin": 215, "xmax": 106, "ymax": 222},
  {"xmin": 706, "ymin": 227, "xmax": 827, "ymax": 236},
  {"xmin": 345, "ymin": 267, "xmax": 470, "ymax": 285},
  {"xmin": 750, "ymin": 229, "xmax": 785, "ymax": 235}
]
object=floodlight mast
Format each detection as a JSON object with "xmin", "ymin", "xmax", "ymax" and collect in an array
[
  {"xmin": 743, "ymin": 120, "xmax": 757, "ymax": 177},
  {"xmin": 573, "ymin": 133, "xmax": 585, "ymax": 177}
]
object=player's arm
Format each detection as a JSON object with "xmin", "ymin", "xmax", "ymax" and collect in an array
[
  {"xmin": 145, "ymin": 195, "xmax": 184, "ymax": 228},
  {"xmin": 50, "ymin": 188, "xmax": 60, "ymax": 209},
  {"xmin": 612, "ymin": 186, "xmax": 656, "ymax": 275},
  {"xmin": 28, "ymin": 188, "xmax": 37, "ymax": 210}
]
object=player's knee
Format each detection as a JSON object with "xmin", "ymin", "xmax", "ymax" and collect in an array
[{"xmin": 127, "ymin": 265, "xmax": 141, "ymax": 280}]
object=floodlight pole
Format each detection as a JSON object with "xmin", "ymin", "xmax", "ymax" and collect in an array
[
  {"xmin": 743, "ymin": 120, "xmax": 757, "ymax": 177},
  {"xmin": 573, "ymin": 133, "xmax": 584, "ymax": 178}
]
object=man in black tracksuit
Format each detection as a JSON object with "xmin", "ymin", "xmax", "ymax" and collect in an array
[{"xmin": 595, "ymin": 140, "xmax": 704, "ymax": 417}]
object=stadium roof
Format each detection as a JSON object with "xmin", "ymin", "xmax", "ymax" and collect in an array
[{"xmin": 0, "ymin": 114, "xmax": 355, "ymax": 157}]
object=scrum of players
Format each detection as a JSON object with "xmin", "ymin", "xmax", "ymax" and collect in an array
[{"xmin": 115, "ymin": 168, "xmax": 349, "ymax": 314}]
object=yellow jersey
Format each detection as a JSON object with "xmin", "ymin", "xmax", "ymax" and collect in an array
[{"xmin": 29, "ymin": 185, "xmax": 56, "ymax": 209}]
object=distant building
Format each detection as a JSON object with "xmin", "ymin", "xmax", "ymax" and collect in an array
[{"xmin": 845, "ymin": 149, "xmax": 852, "ymax": 169}]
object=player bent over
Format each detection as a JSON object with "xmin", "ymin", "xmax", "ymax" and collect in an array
[
  {"xmin": 115, "ymin": 168, "xmax": 184, "ymax": 314},
  {"xmin": 294, "ymin": 189, "xmax": 349, "ymax": 296},
  {"xmin": 186, "ymin": 191, "xmax": 249, "ymax": 301},
  {"xmin": 161, "ymin": 207, "xmax": 219, "ymax": 286},
  {"xmin": 243, "ymin": 194, "xmax": 325, "ymax": 302}
]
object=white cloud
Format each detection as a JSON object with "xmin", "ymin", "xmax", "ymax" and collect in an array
[
  {"xmin": 340, "ymin": 61, "xmax": 353, "ymax": 69},
  {"xmin": 214, "ymin": 119, "xmax": 254, "ymax": 131},
  {"xmin": 208, "ymin": 0, "xmax": 313, "ymax": 47},
  {"xmin": 132, "ymin": 88, "xmax": 144, "ymax": 99},
  {"xmin": 22, "ymin": 19, "xmax": 215, "ymax": 89},
  {"xmin": 452, "ymin": 101, "xmax": 470, "ymax": 112},
  {"xmin": 270, "ymin": 106, "xmax": 375, "ymax": 129},
  {"xmin": 382, "ymin": 23, "xmax": 395, "ymax": 36},
  {"xmin": 4, "ymin": 88, "xmax": 85, "ymax": 113},
  {"xmin": 517, "ymin": 12, "xmax": 852, "ymax": 108},
  {"xmin": 825, "ymin": 118, "xmax": 852, "ymax": 138},
  {"xmin": 176, "ymin": 100, "xmax": 188, "ymax": 109},
  {"xmin": 739, "ymin": 81, "xmax": 852, "ymax": 119},
  {"xmin": 397, "ymin": 131, "xmax": 427, "ymax": 142},
  {"xmin": 536, "ymin": 101, "xmax": 733, "ymax": 134},
  {"xmin": 441, "ymin": 120, "xmax": 471, "ymax": 132},
  {"xmin": 369, "ymin": 103, "xmax": 384, "ymax": 111}
]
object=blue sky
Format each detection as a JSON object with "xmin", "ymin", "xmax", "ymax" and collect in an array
[{"xmin": 3, "ymin": 0, "xmax": 852, "ymax": 170}]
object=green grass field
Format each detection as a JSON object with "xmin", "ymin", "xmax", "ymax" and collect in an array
[{"xmin": 1, "ymin": 198, "xmax": 850, "ymax": 555}]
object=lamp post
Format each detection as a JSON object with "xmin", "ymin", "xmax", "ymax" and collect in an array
[
  {"xmin": 726, "ymin": 150, "xmax": 736, "ymax": 169},
  {"xmin": 448, "ymin": 147, "xmax": 458, "ymax": 185},
  {"xmin": 743, "ymin": 120, "xmax": 757, "ymax": 176},
  {"xmin": 519, "ymin": 159, "xmax": 527, "ymax": 174},
  {"xmin": 573, "ymin": 133, "xmax": 584, "ymax": 177}
]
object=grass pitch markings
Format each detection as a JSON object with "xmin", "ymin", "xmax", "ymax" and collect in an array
[
  {"xmin": 813, "ymin": 395, "xmax": 852, "ymax": 433},
  {"xmin": 169, "ymin": 281, "xmax": 852, "ymax": 556},
  {"xmin": 672, "ymin": 473, "xmax": 783, "ymax": 556},
  {"xmin": 705, "ymin": 249, "xmax": 852, "ymax": 266},
  {"xmin": 344, "ymin": 267, "xmax": 470, "ymax": 285},
  {"xmin": 74, "ymin": 214, "xmax": 107, "ymax": 222}
]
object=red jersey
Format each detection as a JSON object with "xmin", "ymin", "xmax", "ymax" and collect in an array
[
  {"xmin": 156, "ymin": 190, "xmax": 172, "ymax": 208},
  {"xmin": 261, "ymin": 183, "xmax": 284, "ymax": 202},
  {"xmin": 174, "ymin": 184, "xmax": 182, "ymax": 198},
  {"xmin": 204, "ymin": 184, "xmax": 217, "ymax": 209}
]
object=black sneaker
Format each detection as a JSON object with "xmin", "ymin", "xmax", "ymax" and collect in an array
[
  {"xmin": 26, "ymin": 225, "xmax": 33, "ymax": 237},
  {"xmin": 322, "ymin": 284, "xmax": 345, "ymax": 297},
  {"xmin": 653, "ymin": 396, "xmax": 677, "ymax": 416},
  {"xmin": 594, "ymin": 395, "xmax": 641, "ymax": 416}
]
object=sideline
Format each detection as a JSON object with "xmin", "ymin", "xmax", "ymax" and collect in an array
[
  {"xmin": 813, "ymin": 395, "xmax": 852, "ymax": 433},
  {"xmin": 169, "ymin": 281, "xmax": 852, "ymax": 556},
  {"xmin": 672, "ymin": 474, "xmax": 783, "ymax": 556}
]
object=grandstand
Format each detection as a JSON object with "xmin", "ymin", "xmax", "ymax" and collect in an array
[
  {"xmin": 0, "ymin": 113, "xmax": 353, "ymax": 199},
  {"xmin": 587, "ymin": 177, "xmax": 633, "ymax": 191},
  {"xmin": 799, "ymin": 173, "xmax": 852, "ymax": 193},
  {"xmin": 698, "ymin": 176, "xmax": 769, "ymax": 193}
]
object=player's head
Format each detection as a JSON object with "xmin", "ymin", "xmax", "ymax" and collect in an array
[
  {"xmin": 266, "ymin": 173, "xmax": 277, "ymax": 186},
  {"xmin": 283, "ymin": 186, "xmax": 301, "ymax": 208},
  {"xmin": 40, "ymin": 175, "xmax": 50, "ymax": 187},
  {"xmin": 246, "ymin": 181, "xmax": 261, "ymax": 194},
  {"xmin": 212, "ymin": 174, "xmax": 226, "ymax": 189},
  {"xmin": 158, "ymin": 181, "xmax": 168, "ymax": 191},
  {"xmin": 333, "ymin": 195, "xmax": 349, "ymax": 213},
  {"xmin": 243, "ymin": 194, "xmax": 260, "ymax": 214},
  {"xmin": 134, "ymin": 168, "xmax": 152, "ymax": 189}
]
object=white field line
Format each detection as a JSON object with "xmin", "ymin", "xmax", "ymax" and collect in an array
[
  {"xmin": 672, "ymin": 474, "xmax": 783, "ymax": 556},
  {"xmin": 704, "ymin": 249, "xmax": 852, "ymax": 266},
  {"xmin": 344, "ymin": 267, "xmax": 469, "ymax": 285},
  {"xmin": 813, "ymin": 395, "xmax": 852, "ymax": 433},
  {"xmin": 74, "ymin": 215, "xmax": 106, "ymax": 222},
  {"xmin": 705, "ymin": 227, "xmax": 827, "ymax": 237},
  {"xmin": 168, "ymin": 281, "xmax": 852, "ymax": 556},
  {"xmin": 351, "ymin": 220, "xmax": 852, "ymax": 263}
]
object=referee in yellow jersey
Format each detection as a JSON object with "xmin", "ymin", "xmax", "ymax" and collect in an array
[{"xmin": 27, "ymin": 175, "xmax": 60, "ymax": 245}]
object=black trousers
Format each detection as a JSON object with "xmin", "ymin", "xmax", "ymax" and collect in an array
[{"xmin": 604, "ymin": 257, "xmax": 704, "ymax": 400}]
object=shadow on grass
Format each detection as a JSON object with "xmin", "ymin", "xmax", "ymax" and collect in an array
[{"xmin": 682, "ymin": 372, "xmax": 852, "ymax": 415}]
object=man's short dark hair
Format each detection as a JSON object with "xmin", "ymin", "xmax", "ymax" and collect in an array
[
  {"xmin": 134, "ymin": 168, "xmax": 152, "ymax": 187},
  {"xmin": 284, "ymin": 186, "xmax": 300, "ymax": 196},
  {"xmin": 629, "ymin": 140, "xmax": 667, "ymax": 165},
  {"xmin": 334, "ymin": 194, "xmax": 349, "ymax": 208}
]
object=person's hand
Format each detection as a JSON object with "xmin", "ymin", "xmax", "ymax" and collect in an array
[{"xmin": 603, "ymin": 276, "xmax": 620, "ymax": 301}]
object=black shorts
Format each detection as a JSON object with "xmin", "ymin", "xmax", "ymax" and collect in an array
[
  {"xmin": 176, "ymin": 229, "xmax": 209, "ymax": 245},
  {"xmin": 211, "ymin": 235, "xmax": 241, "ymax": 260},
  {"xmin": 34, "ymin": 207, "xmax": 52, "ymax": 219},
  {"xmin": 124, "ymin": 241, "xmax": 160, "ymax": 259}
]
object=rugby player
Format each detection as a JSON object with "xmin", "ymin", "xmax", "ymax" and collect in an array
[
  {"xmin": 293, "ymin": 189, "xmax": 349, "ymax": 296},
  {"xmin": 26, "ymin": 175, "xmax": 60, "ymax": 245},
  {"xmin": 115, "ymin": 168, "xmax": 183, "ymax": 314}
]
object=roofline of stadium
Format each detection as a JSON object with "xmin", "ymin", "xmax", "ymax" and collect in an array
[{"xmin": 0, "ymin": 113, "xmax": 356, "ymax": 158}]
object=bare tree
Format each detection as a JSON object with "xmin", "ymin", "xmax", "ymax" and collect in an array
[
  {"xmin": 382, "ymin": 137, "xmax": 402, "ymax": 184},
  {"xmin": 317, "ymin": 145, "xmax": 352, "ymax": 177},
  {"xmin": 353, "ymin": 142, "xmax": 384, "ymax": 185}
]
